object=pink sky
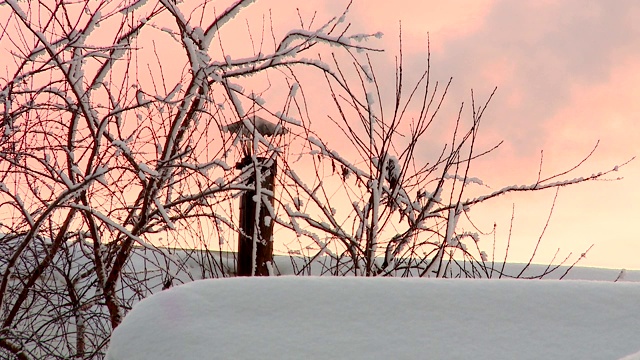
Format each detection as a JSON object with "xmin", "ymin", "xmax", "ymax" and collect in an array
[
  {"xmin": 242, "ymin": 0, "xmax": 640, "ymax": 269},
  {"xmin": 1, "ymin": 0, "xmax": 637, "ymax": 270},
  {"xmin": 240, "ymin": 0, "xmax": 637, "ymax": 270},
  {"xmin": 332, "ymin": 0, "xmax": 640, "ymax": 269}
]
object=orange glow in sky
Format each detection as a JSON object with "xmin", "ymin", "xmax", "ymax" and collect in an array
[
  {"xmin": 2, "ymin": 0, "xmax": 638, "ymax": 270},
  {"xmin": 295, "ymin": 0, "xmax": 640, "ymax": 270},
  {"xmin": 340, "ymin": 0, "xmax": 640, "ymax": 269}
]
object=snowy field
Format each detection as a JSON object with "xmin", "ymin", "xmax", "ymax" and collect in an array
[
  {"xmin": 4, "ymin": 235, "xmax": 640, "ymax": 359},
  {"xmin": 107, "ymin": 276, "xmax": 640, "ymax": 360}
]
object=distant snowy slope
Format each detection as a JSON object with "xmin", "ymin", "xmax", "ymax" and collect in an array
[
  {"xmin": 107, "ymin": 277, "xmax": 640, "ymax": 360},
  {"xmin": 621, "ymin": 350, "xmax": 640, "ymax": 360}
]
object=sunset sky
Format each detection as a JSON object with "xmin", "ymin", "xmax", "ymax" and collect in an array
[
  {"xmin": 2, "ymin": 0, "xmax": 638, "ymax": 270},
  {"xmin": 277, "ymin": 0, "xmax": 639, "ymax": 270},
  {"xmin": 187, "ymin": 0, "xmax": 640, "ymax": 270},
  {"xmin": 333, "ymin": 0, "xmax": 640, "ymax": 270}
]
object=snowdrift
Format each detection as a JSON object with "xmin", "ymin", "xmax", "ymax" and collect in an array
[{"xmin": 107, "ymin": 277, "xmax": 640, "ymax": 359}]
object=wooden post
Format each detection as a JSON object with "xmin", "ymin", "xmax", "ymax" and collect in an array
[{"xmin": 236, "ymin": 156, "xmax": 276, "ymax": 276}]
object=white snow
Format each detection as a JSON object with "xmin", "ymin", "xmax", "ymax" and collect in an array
[
  {"xmin": 155, "ymin": 83, "xmax": 182, "ymax": 103},
  {"xmin": 621, "ymin": 350, "xmax": 640, "ymax": 360},
  {"xmin": 275, "ymin": 111, "xmax": 302, "ymax": 126},
  {"xmin": 444, "ymin": 172, "xmax": 485, "ymax": 185},
  {"xmin": 289, "ymin": 82, "xmax": 299, "ymax": 98},
  {"xmin": 107, "ymin": 277, "xmax": 640, "ymax": 360},
  {"xmin": 119, "ymin": 0, "xmax": 148, "ymax": 15},
  {"xmin": 222, "ymin": 115, "xmax": 288, "ymax": 137},
  {"xmin": 138, "ymin": 162, "xmax": 159, "ymax": 177},
  {"xmin": 154, "ymin": 198, "xmax": 175, "ymax": 230}
]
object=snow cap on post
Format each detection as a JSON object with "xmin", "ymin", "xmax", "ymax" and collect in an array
[{"xmin": 222, "ymin": 115, "xmax": 288, "ymax": 137}]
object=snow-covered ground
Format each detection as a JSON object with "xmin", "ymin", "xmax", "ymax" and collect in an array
[{"xmin": 107, "ymin": 277, "xmax": 640, "ymax": 360}]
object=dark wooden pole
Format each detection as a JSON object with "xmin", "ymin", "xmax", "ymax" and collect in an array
[{"xmin": 236, "ymin": 156, "xmax": 276, "ymax": 276}]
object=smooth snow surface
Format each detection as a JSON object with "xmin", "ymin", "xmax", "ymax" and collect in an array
[
  {"xmin": 107, "ymin": 277, "xmax": 640, "ymax": 360},
  {"xmin": 621, "ymin": 351, "xmax": 640, "ymax": 360}
]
